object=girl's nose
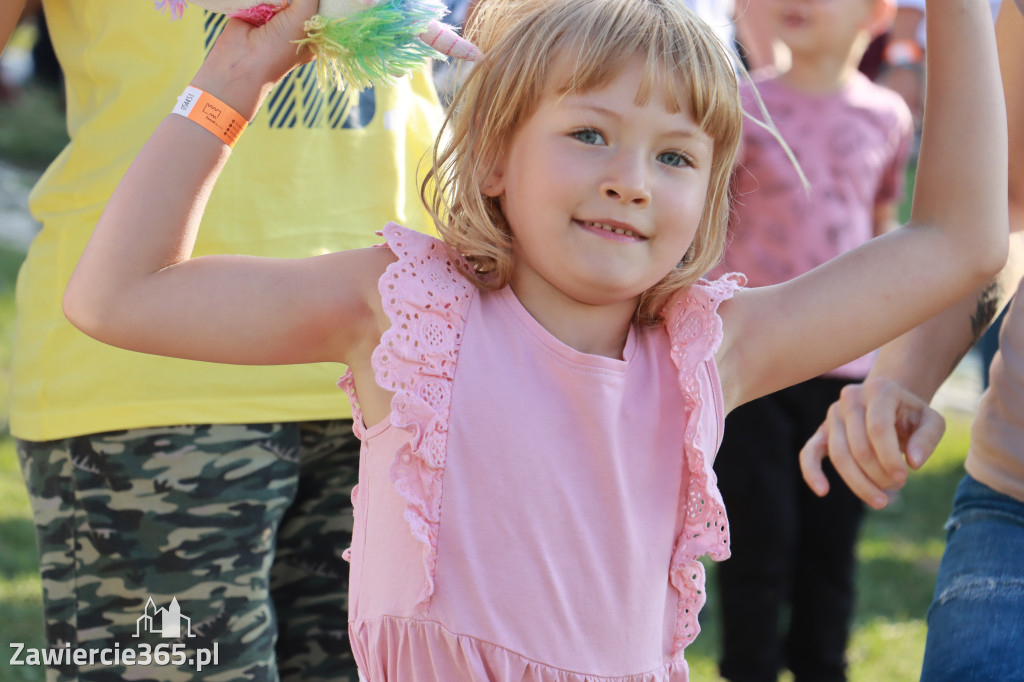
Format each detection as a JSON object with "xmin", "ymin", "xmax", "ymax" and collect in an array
[{"xmin": 601, "ymin": 154, "xmax": 652, "ymax": 207}]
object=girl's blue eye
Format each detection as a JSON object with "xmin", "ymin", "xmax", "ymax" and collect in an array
[
  {"xmin": 572, "ymin": 128, "xmax": 605, "ymax": 145},
  {"xmin": 658, "ymin": 151, "xmax": 693, "ymax": 168}
]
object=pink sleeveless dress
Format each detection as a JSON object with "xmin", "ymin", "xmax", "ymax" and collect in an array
[{"xmin": 341, "ymin": 224, "xmax": 743, "ymax": 681}]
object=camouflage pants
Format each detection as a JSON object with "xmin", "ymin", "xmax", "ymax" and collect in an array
[{"xmin": 17, "ymin": 421, "xmax": 360, "ymax": 682}]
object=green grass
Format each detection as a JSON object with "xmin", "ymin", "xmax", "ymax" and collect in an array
[
  {"xmin": 0, "ymin": 83, "xmax": 67, "ymax": 171},
  {"xmin": 0, "ymin": 25, "xmax": 68, "ymax": 171},
  {"xmin": 1, "ymin": 22, "xmax": 67, "ymax": 171}
]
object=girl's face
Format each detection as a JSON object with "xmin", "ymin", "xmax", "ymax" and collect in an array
[{"xmin": 483, "ymin": 57, "xmax": 714, "ymax": 313}]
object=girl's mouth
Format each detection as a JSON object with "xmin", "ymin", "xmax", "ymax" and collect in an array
[{"xmin": 578, "ymin": 220, "xmax": 646, "ymax": 241}]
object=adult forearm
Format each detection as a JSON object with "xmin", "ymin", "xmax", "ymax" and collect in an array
[{"xmin": 869, "ymin": 236, "xmax": 1023, "ymax": 401}]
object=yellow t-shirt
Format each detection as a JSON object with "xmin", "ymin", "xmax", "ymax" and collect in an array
[{"xmin": 10, "ymin": 0, "xmax": 443, "ymax": 440}]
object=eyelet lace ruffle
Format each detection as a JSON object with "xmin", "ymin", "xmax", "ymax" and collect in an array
[
  {"xmin": 356, "ymin": 223, "xmax": 476, "ymax": 610},
  {"xmin": 663, "ymin": 273, "xmax": 745, "ymax": 656}
]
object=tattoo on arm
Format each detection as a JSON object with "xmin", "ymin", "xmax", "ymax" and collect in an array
[
  {"xmin": 971, "ymin": 282, "xmax": 1002, "ymax": 341},
  {"xmin": 949, "ymin": 281, "xmax": 1002, "ymax": 374}
]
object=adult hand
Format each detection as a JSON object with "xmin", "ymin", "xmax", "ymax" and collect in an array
[{"xmin": 799, "ymin": 377, "xmax": 946, "ymax": 509}]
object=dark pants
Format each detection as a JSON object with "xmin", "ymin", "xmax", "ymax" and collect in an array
[{"xmin": 715, "ymin": 378, "xmax": 866, "ymax": 682}]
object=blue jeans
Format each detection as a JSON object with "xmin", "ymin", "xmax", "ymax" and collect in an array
[{"xmin": 920, "ymin": 474, "xmax": 1024, "ymax": 682}]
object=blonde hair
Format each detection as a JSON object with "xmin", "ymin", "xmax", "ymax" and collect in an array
[{"xmin": 422, "ymin": 0, "xmax": 744, "ymax": 326}]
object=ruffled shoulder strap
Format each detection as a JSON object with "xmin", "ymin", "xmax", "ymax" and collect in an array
[
  {"xmin": 662, "ymin": 272, "xmax": 745, "ymax": 656},
  {"xmin": 341, "ymin": 222, "xmax": 477, "ymax": 611}
]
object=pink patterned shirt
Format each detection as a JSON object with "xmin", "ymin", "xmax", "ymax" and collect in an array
[
  {"xmin": 714, "ymin": 71, "xmax": 913, "ymax": 378},
  {"xmin": 341, "ymin": 224, "xmax": 742, "ymax": 681}
]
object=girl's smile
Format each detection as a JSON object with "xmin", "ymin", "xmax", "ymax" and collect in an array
[{"xmin": 576, "ymin": 219, "xmax": 648, "ymax": 242}]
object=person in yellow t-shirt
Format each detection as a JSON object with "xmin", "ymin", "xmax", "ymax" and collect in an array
[{"xmin": 6, "ymin": 2, "xmax": 442, "ymax": 680}]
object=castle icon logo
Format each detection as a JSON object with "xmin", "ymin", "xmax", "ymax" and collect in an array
[{"xmin": 134, "ymin": 597, "xmax": 196, "ymax": 639}]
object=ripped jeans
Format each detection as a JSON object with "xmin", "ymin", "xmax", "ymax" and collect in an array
[{"xmin": 920, "ymin": 474, "xmax": 1024, "ymax": 682}]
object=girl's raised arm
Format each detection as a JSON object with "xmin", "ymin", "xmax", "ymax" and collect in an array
[
  {"xmin": 717, "ymin": 0, "xmax": 1009, "ymax": 412},
  {"xmin": 63, "ymin": 0, "xmax": 391, "ymax": 368},
  {"xmin": 799, "ymin": 0, "xmax": 1024, "ymax": 508}
]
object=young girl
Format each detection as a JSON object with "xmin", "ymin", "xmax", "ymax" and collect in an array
[{"xmin": 64, "ymin": 0, "xmax": 1006, "ymax": 679}]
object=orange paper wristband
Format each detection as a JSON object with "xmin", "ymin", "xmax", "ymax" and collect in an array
[{"xmin": 171, "ymin": 85, "xmax": 248, "ymax": 148}]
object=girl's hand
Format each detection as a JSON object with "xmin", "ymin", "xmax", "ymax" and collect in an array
[
  {"xmin": 191, "ymin": 0, "xmax": 320, "ymax": 120},
  {"xmin": 799, "ymin": 378, "xmax": 946, "ymax": 509}
]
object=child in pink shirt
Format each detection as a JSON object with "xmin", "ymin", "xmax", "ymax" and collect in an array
[
  {"xmin": 62, "ymin": 0, "xmax": 1005, "ymax": 679},
  {"xmin": 711, "ymin": 1, "xmax": 914, "ymax": 679}
]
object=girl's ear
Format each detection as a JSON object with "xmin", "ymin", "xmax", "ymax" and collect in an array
[
  {"xmin": 481, "ymin": 163, "xmax": 506, "ymax": 197},
  {"xmin": 867, "ymin": 0, "xmax": 897, "ymax": 38}
]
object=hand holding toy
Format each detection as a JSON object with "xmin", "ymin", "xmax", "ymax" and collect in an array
[{"xmin": 155, "ymin": 0, "xmax": 480, "ymax": 90}]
